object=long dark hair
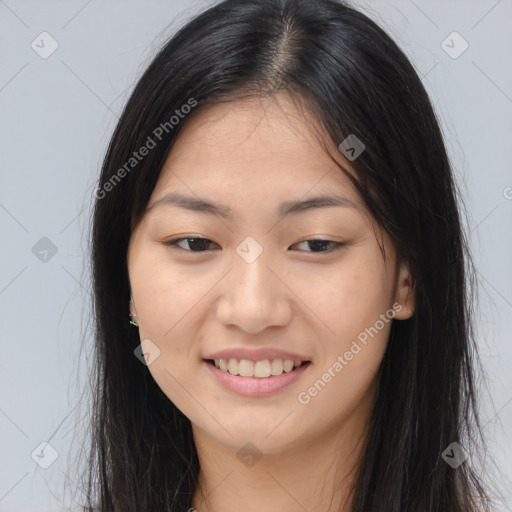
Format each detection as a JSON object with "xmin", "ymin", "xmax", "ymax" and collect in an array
[{"xmin": 82, "ymin": 0, "xmax": 492, "ymax": 509}]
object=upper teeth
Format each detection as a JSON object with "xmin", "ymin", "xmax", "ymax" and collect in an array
[{"xmin": 214, "ymin": 358, "xmax": 303, "ymax": 378}]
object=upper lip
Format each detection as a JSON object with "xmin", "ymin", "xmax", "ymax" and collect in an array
[{"xmin": 204, "ymin": 347, "xmax": 311, "ymax": 362}]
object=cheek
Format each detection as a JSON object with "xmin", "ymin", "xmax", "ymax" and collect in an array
[
  {"xmin": 295, "ymin": 350, "xmax": 381, "ymax": 446},
  {"xmin": 130, "ymin": 250, "xmax": 206, "ymax": 336},
  {"xmin": 129, "ymin": 252, "xmax": 207, "ymax": 418},
  {"xmin": 298, "ymin": 253, "xmax": 393, "ymax": 346},
  {"xmin": 295, "ymin": 268, "xmax": 392, "ymax": 431},
  {"xmin": 129, "ymin": 248, "xmax": 221, "ymax": 391}
]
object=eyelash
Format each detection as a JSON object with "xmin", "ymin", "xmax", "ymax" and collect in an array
[{"xmin": 164, "ymin": 237, "xmax": 345, "ymax": 254}]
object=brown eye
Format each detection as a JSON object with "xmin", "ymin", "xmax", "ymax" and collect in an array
[
  {"xmin": 291, "ymin": 240, "xmax": 345, "ymax": 253},
  {"xmin": 164, "ymin": 237, "xmax": 219, "ymax": 252}
]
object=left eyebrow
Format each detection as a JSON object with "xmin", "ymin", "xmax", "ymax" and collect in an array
[
  {"xmin": 278, "ymin": 194, "xmax": 359, "ymax": 216},
  {"xmin": 146, "ymin": 192, "xmax": 359, "ymax": 219}
]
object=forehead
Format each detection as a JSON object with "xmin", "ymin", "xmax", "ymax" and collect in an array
[{"xmin": 151, "ymin": 93, "xmax": 365, "ymax": 213}]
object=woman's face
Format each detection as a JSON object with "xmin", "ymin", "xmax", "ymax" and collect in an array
[{"xmin": 127, "ymin": 93, "xmax": 414, "ymax": 454}]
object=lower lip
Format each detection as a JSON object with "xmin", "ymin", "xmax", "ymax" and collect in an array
[{"xmin": 203, "ymin": 360, "xmax": 311, "ymax": 397}]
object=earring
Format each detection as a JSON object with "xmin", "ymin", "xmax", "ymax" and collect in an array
[{"xmin": 129, "ymin": 297, "xmax": 139, "ymax": 327}]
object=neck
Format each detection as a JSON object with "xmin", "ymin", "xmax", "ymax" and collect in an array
[{"xmin": 190, "ymin": 408, "xmax": 370, "ymax": 512}]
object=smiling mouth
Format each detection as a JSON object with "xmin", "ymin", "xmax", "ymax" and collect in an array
[{"xmin": 204, "ymin": 358, "xmax": 311, "ymax": 379}]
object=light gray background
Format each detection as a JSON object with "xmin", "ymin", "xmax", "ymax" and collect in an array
[{"xmin": 0, "ymin": 1, "xmax": 511, "ymax": 510}]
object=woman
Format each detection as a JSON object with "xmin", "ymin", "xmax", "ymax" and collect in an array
[{"xmin": 84, "ymin": 0, "xmax": 492, "ymax": 510}]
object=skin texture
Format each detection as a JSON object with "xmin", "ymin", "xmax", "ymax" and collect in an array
[{"xmin": 127, "ymin": 92, "xmax": 415, "ymax": 512}]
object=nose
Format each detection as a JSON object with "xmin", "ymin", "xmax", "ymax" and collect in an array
[{"xmin": 215, "ymin": 248, "xmax": 293, "ymax": 334}]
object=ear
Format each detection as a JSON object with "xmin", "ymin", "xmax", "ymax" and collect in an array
[
  {"xmin": 393, "ymin": 261, "xmax": 415, "ymax": 320},
  {"xmin": 129, "ymin": 296, "xmax": 138, "ymax": 317}
]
